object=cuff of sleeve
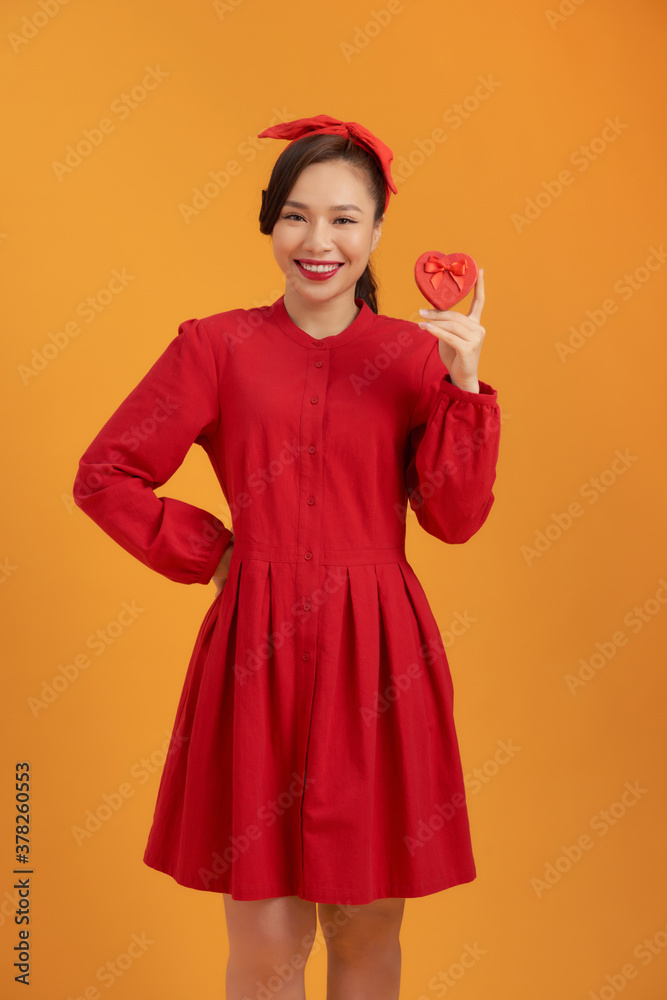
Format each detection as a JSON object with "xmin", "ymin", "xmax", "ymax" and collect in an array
[
  {"xmin": 197, "ymin": 525, "xmax": 234, "ymax": 585},
  {"xmin": 441, "ymin": 373, "xmax": 498, "ymax": 405}
]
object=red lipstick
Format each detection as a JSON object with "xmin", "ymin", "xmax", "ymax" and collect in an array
[{"xmin": 295, "ymin": 259, "xmax": 344, "ymax": 282}]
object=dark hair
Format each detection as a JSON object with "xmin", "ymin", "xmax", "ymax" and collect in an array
[{"xmin": 259, "ymin": 134, "xmax": 386, "ymax": 313}]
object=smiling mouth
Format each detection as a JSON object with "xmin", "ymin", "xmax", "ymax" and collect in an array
[{"xmin": 295, "ymin": 260, "xmax": 344, "ymax": 273}]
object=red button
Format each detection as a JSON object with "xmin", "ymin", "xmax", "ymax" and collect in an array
[
  {"xmin": 303, "ymin": 602, "xmax": 311, "ymax": 611},
  {"xmin": 315, "ymin": 360, "xmax": 323, "ymax": 367},
  {"xmin": 308, "ymin": 445, "xmax": 316, "ymax": 454},
  {"xmin": 304, "ymin": 551, "xmax": 313, "ymax": 560},
  {"xmin": 310, "ymin": 396, "xmax": 319, "ymax": 404},
  {"xmin": 306, "ymin": 496, "xmax": 315, "ymax": 505},
  {"xmin": 302, "ymin": 652, "xmax": 310, "ymax": 661}
]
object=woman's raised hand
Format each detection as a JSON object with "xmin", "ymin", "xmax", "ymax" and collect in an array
[{"xmin": 417, "ymin": 267, "xmax": 486, "ymax": 393}]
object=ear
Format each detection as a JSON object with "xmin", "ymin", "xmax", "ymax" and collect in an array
[{"xmin": 371, "ymin": 215, "xmax": 384, "ymax": 252}]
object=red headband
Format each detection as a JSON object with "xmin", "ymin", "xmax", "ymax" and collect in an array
[{"xmin": 257, "ymin": 113, "xmax": 397, "ymax": 214}]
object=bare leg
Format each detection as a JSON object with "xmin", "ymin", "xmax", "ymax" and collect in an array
[
  {"xmin": 223, "ymin": 893, "xmax": 317, "ymax": 1000},
  {"xmin": 318, "ymin": 897, "xmax": 406, "ymax": 1000}
]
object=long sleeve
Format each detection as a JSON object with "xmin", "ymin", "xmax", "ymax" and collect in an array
[
  {"xmin": 72, "ymin": 317, "xmax": 233, "ymax": 585},
  {"xmin": 404, "ymin": 340, "xmax": 501, "ymax": 544}
]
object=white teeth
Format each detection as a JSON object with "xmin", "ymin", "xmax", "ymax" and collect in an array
[{"xmin": 298, "ymin": 261, "xmax": 341, "ymax": 273}]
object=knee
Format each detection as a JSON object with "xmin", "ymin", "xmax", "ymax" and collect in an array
[
  {"xmin": 322, "ymin": 910, "xmax": 402, "ymax": 965},
  {"xmin": 326, "ymin": 929, "xmax": 401, "ymax": 967},
  {"xmin": 233, "ymin": 924, "xmax": 316, "ymax": 968},
  {"xmin": 225, "ymin": 898, "xmax": 317, "ymax": 970}
]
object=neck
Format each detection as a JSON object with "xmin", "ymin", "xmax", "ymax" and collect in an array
[{"xmin": 282, "ymin": 287, "xmax": 361, "ymax": 340}]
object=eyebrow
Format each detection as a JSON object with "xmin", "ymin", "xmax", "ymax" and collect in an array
[{"xmin": 283, "ymin": 199, "xmax": 364, "ymax": 213}]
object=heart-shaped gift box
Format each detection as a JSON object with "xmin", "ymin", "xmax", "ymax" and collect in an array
[{"xmin": 414, "ymin": 251, "xmax": 478, "ymax": 311}]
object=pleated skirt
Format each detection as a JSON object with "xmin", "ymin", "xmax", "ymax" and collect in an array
[{"xmin": 143, "ymin": 550, "xmax": 477, "ymax": 904}]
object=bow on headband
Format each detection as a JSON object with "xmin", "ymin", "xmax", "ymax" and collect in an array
[
  {"xmin": 257, "ymin": 113, "xmax": 398, "ymax": 214},
  {"xmin": 424, "ymin": 254, "xmax": 467, "ymax": 292}
]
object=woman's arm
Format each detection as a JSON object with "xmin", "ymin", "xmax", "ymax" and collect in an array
[
  {"xmin": 404, "ymin": 358, "xmax": 501, "ymax": 544},
  {"xmin": 72, "ymin": 318, "xmax": 233, "ymax": 585},
  {"xmin": 406, "ymin": 269, "xmax": 501, "ymax": 543}
]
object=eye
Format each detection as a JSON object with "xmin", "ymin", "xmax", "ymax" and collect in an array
[{"xmin": 280, "ymin": 213, "xmax": 358, "ymax": 225}]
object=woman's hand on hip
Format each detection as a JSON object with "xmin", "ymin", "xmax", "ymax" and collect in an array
[{"xmin": 211, "ymin": 536, "xmax": 235, "ymax": 597}]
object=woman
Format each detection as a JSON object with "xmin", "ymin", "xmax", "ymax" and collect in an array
[{"xmin": 73, "ymin": 113, "xmax": 501, "ymax": 999}]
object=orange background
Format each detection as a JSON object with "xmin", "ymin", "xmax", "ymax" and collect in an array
[{"xmin": 2, "ymin": 0, "xmax": 667, "ymax": 996}]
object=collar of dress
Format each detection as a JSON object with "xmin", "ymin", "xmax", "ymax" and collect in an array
[{"xmin": 272, "ymin": 295, "xmax": 376, "ymax": 349}]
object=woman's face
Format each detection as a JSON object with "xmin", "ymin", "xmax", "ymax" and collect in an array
[{"xmin": 271, "ymin": 159, "xmax": 384, "ymax": 306}]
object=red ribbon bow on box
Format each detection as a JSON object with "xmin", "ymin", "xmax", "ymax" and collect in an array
[
  {"xmin": 414, "ymin": 251, "xmax": 478, "ymax": 310},
  {"xmin": 424, "ymin": 254, "xmax": 467, "ymax": 292}
]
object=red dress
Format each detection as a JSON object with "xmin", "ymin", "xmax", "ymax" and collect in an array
[{"xmin": 73, "ymin": 294, "xmax": 501, "ymax": 904}]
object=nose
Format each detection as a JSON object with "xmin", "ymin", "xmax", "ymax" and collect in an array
[{"xmin": 300, "ymin": 218, "xmax": 335, "ymax": 254}]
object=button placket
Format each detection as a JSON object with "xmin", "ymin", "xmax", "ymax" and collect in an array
[{"xmin": 294, "ymin": 341, "xmax": 329, "ymax": 897}]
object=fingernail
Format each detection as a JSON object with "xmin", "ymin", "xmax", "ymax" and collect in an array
[{"xmin": 418, "ymin": 309, "xmax": 429, "ymax": 316}]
